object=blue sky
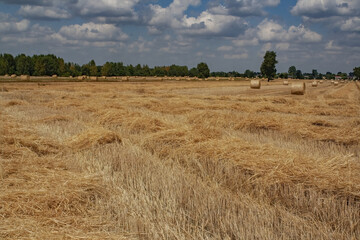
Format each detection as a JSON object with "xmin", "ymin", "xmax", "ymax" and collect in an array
[{"xmin": 0, "ymin": 0, "xmax": 359, "ymax": 74}]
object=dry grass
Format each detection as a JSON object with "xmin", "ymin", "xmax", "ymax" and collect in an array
[{"xmin": 0, "ymin": 80, "xmax": 359, "ymax": 239}]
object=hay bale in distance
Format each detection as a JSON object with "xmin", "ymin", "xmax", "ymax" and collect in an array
[
  {"xmin": 78, "ymin": 75, "xmax": 86, "ymax": 81},
  {"xmin": 11, "ymin": 74, "xmax": 16, "ymax": 78},
  {"xmin": 90, "ymin": 76, "xmax": 98, "ymax": 81},
  {"xmin": 319, "ymin": 80, "xmax": 323, "ymax": 84},
  {"xmin": 283, "ymin": 80, "xmax": 289, "ymax": 85},
  {"xmin": 334, "ymin": 81, "xmax": 339, "ymax": 86},
  {"xmin": 20, "ymin": 75, "xmax": 30, "ymax": 81},
  {"xmin": 291, "ymin": 82, "xmax": 306, "ymax": 95},
  {"xmin": 52, "ymin": 75, "xmax": 58, "ymax": 78},
  {"xmin": 250, "ymin": 80, "xmax": 261, "ymax": 89},
  {"xmin": 312, "ymin": 81, "xmax": 318, "ymax": 87}
]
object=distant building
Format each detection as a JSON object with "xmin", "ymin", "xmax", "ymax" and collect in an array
[{"xmin": 335, "ymin": 75, "xmax": 342, "ymax": 80}]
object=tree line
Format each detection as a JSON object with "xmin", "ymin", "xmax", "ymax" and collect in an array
[
  {"xmin": 0, "ymin": 53, "xmax": 213, "ymax": 78},
  {"xmin": 1, "ymin": 52, "xmax": 359, "ymax": 80}
]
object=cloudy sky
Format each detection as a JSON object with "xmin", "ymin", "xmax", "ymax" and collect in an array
[{"xmin": 0, "ymin": 0, "xmax": 359, "ymax": 73}]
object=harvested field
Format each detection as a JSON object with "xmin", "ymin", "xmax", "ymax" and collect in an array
[{"xmin": 0, "ymin": 79, "xmax": 359, "ymax": 239}]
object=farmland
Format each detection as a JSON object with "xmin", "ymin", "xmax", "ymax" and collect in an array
[{"xmin": 1, "ymin": 79, "xmax": 359, "ymax": 239}]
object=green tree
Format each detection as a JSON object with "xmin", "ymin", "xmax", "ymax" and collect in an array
[
  {"xmin": 189, "ymin": 67, "xmax": 198, "ymax": 77},
  {"xmin": 312, "ymin": 69, "xmax": 318, "ymax": 79},
  {"xmin": 260, "ymin": 51, "xmax": 278, "ymax": 81},
  {"xmin": 288, "ymin": 66, "xmax": 296, "ymax": 79},
  {"xmin": 353, "ymin": 67, "xmax": 360, "ymax": 80},
  {"xmin": 89, "ymin": 60, "xmax": 97, "ymax": 76},
  {"xmin": 0, "ymin": 53, "xmax": 16, "ymax": 75},
  {"xmin": 15, "ymin": 54, "xmax": 33, "ymax": 75},
  {"xmin": 296, "ymin": 70, "xmax": 303, "ymax": 79},
  {"xmin": 197, "ymin": 62, "xmax": 210, "ymax": 78},
  {"xmin": 244, "ymin": 69, "xmax": 255, "ymax": 78}
]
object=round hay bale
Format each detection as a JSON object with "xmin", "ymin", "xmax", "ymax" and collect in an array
[
  {"xmin": 283, "ymin": 80, "xmax": 289, "ymax": 85},
  {"xmin": 20, "ymin": 75, "xmax": 30, "ymax": 81},
  {"xmin": 11, "ymin": 74, "xmax": 16, "ymax": 78},
  {"xmin": 101, "ymin": 76, "xmax": 107, "ymax": 80},
  {"xmin": 334, "ymin": 81, "xmax": 339, "ymax": 86},
  {"xmin": 90, "ymin": 76, "xmax": 98, "ymax": 81},
  {"xmin": 250, "ymin": 80, "xmax": 261, "ymax": 89},
  {"xmin": 4, "ymin": 74, "xmax": 9, "ymax": 77},
  {"xmin": 52, "ymin": 74, "xmax": 58, "ymax": 78},
  {"xmin": 78, "ymin": 75, "xmax": 86, "ymax": 80},
  {"xmin": 69, "ymin": 76, "xmax": 73, "ymax": 79},
  {"xmin": 319, "ymin": 80, "xmax": 323, "ymax": 84},
  {"xmin": 291, "ymin": 82, "xmax": 306, "ymax": 95},
  {"xmin": 331, "ymin": 80, "xmax": 335, "ymax": 84},
  {"xmin": 312, "ymin": 81, "xmax": 318, "ymax": 87}
]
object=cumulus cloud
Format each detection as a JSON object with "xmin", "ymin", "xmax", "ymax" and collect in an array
[
  {"xmin": 56, "ymin": 22, "xmax": 128, "ymax": 42},
  {"xmin": 74, "ymin": 0, "xmax": 139, "ymax": 17},
  {"xmin": 149, "ymin": 0, "xmax": 247, "ymax": 37},
  {"xmin": 340, "ymin": 17, "xmax": 360, "ymax": 32},
  {"xmin": 224, "ymin": 53, "xmax": 248, "ymax": 59},
  {"xmin": 0, "ymin": 13, "xmax": 30, "ymax": 33},
  {"xmin": 257, "ymin": 19, "xmax": 322, "ymax": 43},
  {"xmin": 180, "ymin": 11, "xmax": 247, "ymax": 36},
  {"xmin": 217, "ymin": 45, "xmax": 233, "ymax": 51},
  {"xmin": 19, "ymin": 5, "xmax": 71, "ymax": 20},
  {"xmin": 325, "ymin": 40, "xmax": 342, "ymax": 50},
  {"xmin": 221, "ymin": 0, "xmax": 280, "ymax": 16},
  {"xmin": 291, "ymin": 0, "xmax": 360, "ymax": 18},
  {"xmin": 149, "ymin": 0, "xmax": 201, "ymax": 29}
]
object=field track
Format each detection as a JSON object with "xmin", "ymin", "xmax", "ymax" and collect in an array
[{"xmin": 1, "ymin": 80, "xmax": 359, "ymax": 239}]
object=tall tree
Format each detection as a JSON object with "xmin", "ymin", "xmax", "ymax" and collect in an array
[
  {"xmin": 260, "ymin": 51, "xmax": 278, "ymax": 82},
  {"xmin": 288, "ymin": 66, "xmax": 296, "ymax": 79},
  {"xmin": 312, "ymin": 69, "xmax": 318, "ymax": 79},
  {"xmin": 197, "ymin": 62, "xmax": 210, "ymax": 78},
  {"xmin": 88, "ymin": 59, "xmax": 97, "ymax": 76},
  {"xmin": 353, "ymin": 67, "xmax": 360, "ymax": 80}
]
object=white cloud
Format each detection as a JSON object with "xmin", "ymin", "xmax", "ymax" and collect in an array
[
  {"xmin": 340, "ymin": 17, "xmax": 360, "ymax": 32},
  {"xmin": 180, "ymin": 11, "xmax": 247, "ymax": 36},
  {"xmin": 232, "ymin": 37, "xmax": 259, "ymax": 47},
  {"xmin": 275, "ymin": 42, "xmax": 290, "ymax": 50},
  {"xmin": 257, "ymin": 19, "xmax": 322, "ymax": 43},
  {"xmin": 75, "ymin": 0, "xmax": 140, "ymax": 17},
  {"xmin": 0, "ymin": 13, "xmax": 30, "ymax": 33},
  {"xmin": 217, "ymin": 45, "xmax": 233, "ymax": 51},
  {"xmin": 57, "ymin": 22, "xmax": 128, "ymax": 42},
  {"xmin": 291, "ymin": 0, "xmax": 360, "ymax": 18},
  {"xmin": 19, "ymin": 5, "xmax": 71, "ymax": 19},
  {"xmin": 213, "ymin": 0, "xmax": 280, "ymax": 17},
  {"xmin": 224, "ymin": 53, "xmax": 248, "ymax": 59},
  {"xmin": 325, "ymin": 40, "xmax": 342, "ymax": 50},
  {"xmin": 149, "ymin": 0, "xmax": 201, "ymax": 29}
]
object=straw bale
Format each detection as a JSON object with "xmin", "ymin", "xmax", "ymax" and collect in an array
[
  {"xmin": 334, "ymin": 81, "xmax": 339, "ymax": 86},
  {"xmin": 312, "ymin": 81, "xmax": 318, "ymax": 87},
  {"xmin": 20, "ymin": 75, "xmax": 30, "ymax": 81},
  {"xmin": 283, "ymin": 80, "xmax": 289, "ymax": 85},
  {"xmin": 11, "ymin": 74, "xmax": 16, "ymax": 78},
  {"xmin": 67, "ymin": 128, "xmax": 121, "ymax": 150},
  {"xmin": 78, "ymin": 75, "xmax": 86, "ymax": 80},
  {"xmin": 4, "ymin": 74, "xmax": 9, "ymax": 77},
  {"xmin": 52, "ymin": 74, "xmax": 57, "ymax": 78},
  {"xmin": 250, "ymin": 80, "xmax": 261, "ymax": 89},
  {"xmin": 90, "ymin": 76, "xmax": 98, "ymax": 81},
  {"xmin": 291, "ymin": 82, "xmax": 306, "ymax": 95},
  {"xmin": 319, "ymin": 80, "xmax": 323, "ymax": 84},
  {"xmin": 101, "ymin": 76, "xmax": 107, "ymax": 80}
]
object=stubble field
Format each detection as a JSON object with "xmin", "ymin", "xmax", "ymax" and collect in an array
[{"xmin": 1, "ymin": 79, "xmax": 359, "ymax": 239}]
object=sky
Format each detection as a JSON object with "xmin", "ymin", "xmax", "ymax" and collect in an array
[{"xmin": 0, "ymin": 0, "xmax": 359, "ymax": 74}]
